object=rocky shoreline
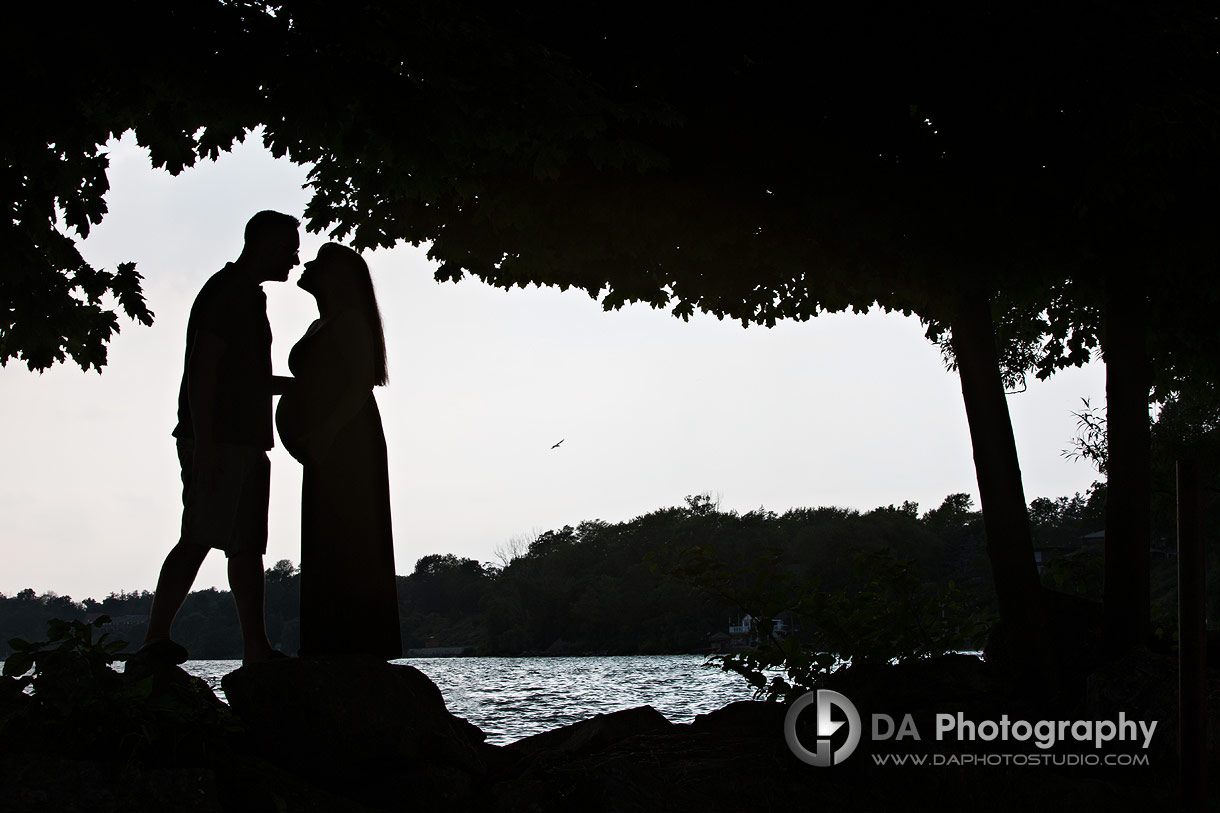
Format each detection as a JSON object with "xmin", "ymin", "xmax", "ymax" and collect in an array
[{"xmin": 1, "ymin": 653, "xmax": 1213, "ymax": 811}]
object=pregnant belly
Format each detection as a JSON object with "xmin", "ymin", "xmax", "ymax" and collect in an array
[{"xmin": 275, "ymin": 393, "xmax": 314, "ymax": 462}]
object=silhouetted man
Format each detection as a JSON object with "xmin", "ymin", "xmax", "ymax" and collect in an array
[{"xmin": 139, "ymin": 211, "xmax": 300, "ymax": 665}]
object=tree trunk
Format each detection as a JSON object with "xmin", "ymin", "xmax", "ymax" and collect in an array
[
  {"xmin": 1101, "ymin": 279, "xmax": 1151, "ymax": 652},
  {"xmin": 950, "ymin": 288, "xmax": 1052, "ymax": 682}
]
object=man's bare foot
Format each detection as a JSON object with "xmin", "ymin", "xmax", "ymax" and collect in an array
[
  {"xmin": 243, "ymin": 648, "xmax": 289, "ymax": 665},
  {"xmin": 134, "ymin": 638, "xmax": 189, "ymax": 665}
]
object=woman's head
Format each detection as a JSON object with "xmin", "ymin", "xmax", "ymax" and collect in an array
[{"xmin": 299, "ymin": 243, "xmax": 388, "ymax": 385}]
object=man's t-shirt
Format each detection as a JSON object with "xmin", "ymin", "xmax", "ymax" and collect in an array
[{"xmin": 172, "ymin": 263, "xmax": 274, "ymax": 450}]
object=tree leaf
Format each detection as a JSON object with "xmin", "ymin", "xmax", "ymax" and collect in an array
[{"xmin": 2, "ymin": 653, "xmax": 34, "ymax": 678}]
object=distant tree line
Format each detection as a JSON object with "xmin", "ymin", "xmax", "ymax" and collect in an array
[{"xmin": 6, "ymin": 482, "xmax": 1206, "ymax": 661}]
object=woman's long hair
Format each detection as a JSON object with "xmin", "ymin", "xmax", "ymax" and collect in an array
[{"xmin": 322, "ymin": 243, "xmax": 388, "ymax": 385}]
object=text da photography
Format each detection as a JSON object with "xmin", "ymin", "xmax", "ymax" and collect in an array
[{"xmin": 784, "ymin": 690, "xmax": 1159, "ymax": 767}]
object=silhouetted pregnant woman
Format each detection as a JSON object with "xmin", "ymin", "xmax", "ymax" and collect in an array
[{"xmin": 276, "ymin": 243, "xmax": 401, "ymax": 659}]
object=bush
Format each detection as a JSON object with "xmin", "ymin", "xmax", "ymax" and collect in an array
[{"xmin": 663, "ymin": 546, "xmax": 990, "ymax": 701}]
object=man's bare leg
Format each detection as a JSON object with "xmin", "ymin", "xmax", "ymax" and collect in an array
[
  {"xmin": 229, "ymin": 552, "xmax": 277, "ymax": 662},
  {"xmin": 143, "ymin": 541, "xmax": 209, "ymax": 648}
]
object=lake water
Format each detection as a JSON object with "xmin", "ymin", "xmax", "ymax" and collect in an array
[{"xmin": 184, "ymin": 655, "xmax": 757, "ymax": 745}]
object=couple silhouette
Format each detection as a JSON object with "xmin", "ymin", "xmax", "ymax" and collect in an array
[{"xmin": 138, "ymin": 211, "xmax": 401, "ymax": 666}]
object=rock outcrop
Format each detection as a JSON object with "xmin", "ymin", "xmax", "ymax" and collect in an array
[
  {"xmin": 2, "ymin": 652, "xmax": 1204, "ymax": 811},
  {"xmin": 221, "ymin": 656, "xmax": 499, "ymax": 809}
]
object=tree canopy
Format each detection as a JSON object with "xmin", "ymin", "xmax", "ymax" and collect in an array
[{"xmin": 8, "ymin": 2, "xmax": 1212, "ymax": 368}]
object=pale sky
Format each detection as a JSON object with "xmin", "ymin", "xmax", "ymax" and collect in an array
[{"xmin": 0, "ymin": 131, "xmax": 1106, "ymax": 600}]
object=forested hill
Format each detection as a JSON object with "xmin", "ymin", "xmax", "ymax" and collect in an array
[{"xmin": 3, "ymin": 487, "xmax": 1195, "ymax": 660}]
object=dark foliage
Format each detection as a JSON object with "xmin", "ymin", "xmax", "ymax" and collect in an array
[
  {"xmin": 9, "ymin": 486, "xmax": 1206, "ymax": 662},
  {"xmin": 0, "ymin": 617, "xmax": 239, "ymax": 763}
]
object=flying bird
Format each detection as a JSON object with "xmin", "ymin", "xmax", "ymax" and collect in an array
[{"xmin": 551, "ymin": 439, "xmax": 565, "ymax": 449}]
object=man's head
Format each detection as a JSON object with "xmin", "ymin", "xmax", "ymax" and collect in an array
[{"xmin": 240, "ymin": 211, "xmax": 301, "ymax": 282}]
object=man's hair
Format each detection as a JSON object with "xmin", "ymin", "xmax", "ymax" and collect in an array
[{"xmin": 244, "ymin": 211, "xmax": 300, "ymax": 246}]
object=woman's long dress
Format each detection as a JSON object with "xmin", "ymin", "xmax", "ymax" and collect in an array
[{"xmin": 276, "ymin": 313, "xmax": 401, "ymax": 659}]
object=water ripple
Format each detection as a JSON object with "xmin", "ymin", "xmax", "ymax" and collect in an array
[{"xmin": 179, "ymin": 654, "xmax": 754, "ymax": 745}]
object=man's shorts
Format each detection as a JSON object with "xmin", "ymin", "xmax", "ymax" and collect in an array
[{"xmin": 177, "ymin": 439, "xmax": 270, "ymax": 557}]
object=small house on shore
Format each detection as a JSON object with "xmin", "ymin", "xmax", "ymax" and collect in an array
[{"xmin": 726, "ymin": 614, "xmax": 795, "ymax": 651}]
